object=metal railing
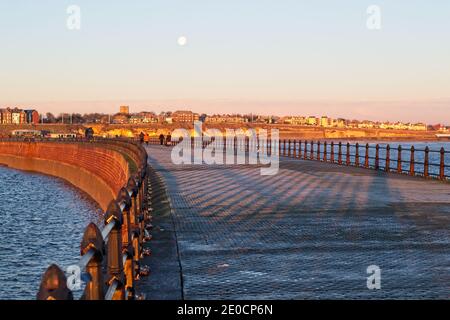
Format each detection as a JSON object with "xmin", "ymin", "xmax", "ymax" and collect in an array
[
  {"xmin": 31, "ymin": 138, "xmax": 152, "ymax": 300},
  {"xmin": 159, "ymin": 136, "xmax": 449, "ymax": 181},
  {"xmin": 279, "ymin": 140, "xmax": 450, "ymax": 181}
]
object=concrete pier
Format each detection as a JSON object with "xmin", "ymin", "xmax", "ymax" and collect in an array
[{"xmin": 139, "ymin": 145, "xmax": 450, "ymax": 299}]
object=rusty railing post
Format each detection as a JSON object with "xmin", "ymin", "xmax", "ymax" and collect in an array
[
  {"xmin": 323, "ymin": 141, "xmax": 327, "ymax": 162},
  {"xmin": 304, "ymin": 140, "xmax": 308, "ymax": 159},
  {"xmin": 365, "ymin": 143, "xmax": 369, "ymax": 168},
  {"xmin": 346, "ymin": 142, "xmax": 350, "ymax": 166},
  {"xmin": 440, "ymin": 147, "xmax": 445, "ymax": 180},
  {"xmin": 81, "ymin": 223, "xmax": 105, "ymax": 300},
  {"xmin": 293, "ymin": 140, "xmax": 297, "ymax": 158},
  {"xmin": 410, "ymin": 146, "xmax": 415, "ymax": 176},
  {"xmin": 375, "ymin": 144, "xmax": 380, "ymax": 170},
  {"xmin": 355, "ymin": 143, "xmax": 359, "ymax": 167},
  {"xmin": 37, "ymin": 265, "xmax": 73, "ymax": 300},
  {"xmin": 117, "ymin": 187, "xmax": 135, "ymax": 299},
  {"xmin": 330, "ymin": 142, "xmax": 334, "ymax": 163},
  {"xmin": 424, "ymin": 146, "xmax": 429, "ymax": 178},
  {"xmin": 385, "ymin": 144, "xmax": 390, "ymax": 172},
  {"xmin": 317, "ymin": 141, "xmax": 321, "ymax": 161},
  {"xmin": 297, "ymin": 140, "xmax": 301, "ymax": 158},
  {"xmin": 105, "ymin": 201, "xmax": 125, "ymax": 300},
  {"xmin": 338, "ymin": 142, "xmax": 342, "ymax": 165},
  {"xmin": 127, "ymin": 177, "xmax": 140, "ymax": 280},
  {"xmin": 287, "ymin": 139, "xmax": 291, "ymax": 157},
  {"xmin": 397, "ymin": 145, "xmax": 402, "ymax": 173},
  {"xmin": 310, "ymin": 141, "xmax": 314, "ymax": 160}
]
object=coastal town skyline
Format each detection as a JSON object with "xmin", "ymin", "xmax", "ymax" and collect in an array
[{"xmin": 1, "ymin": 105, "xmax": 447, "ymax": 132}]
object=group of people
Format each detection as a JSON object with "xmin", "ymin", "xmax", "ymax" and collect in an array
[{"xmin": 139, "ymin": 132, "xmax": 171, "ymax": 146}]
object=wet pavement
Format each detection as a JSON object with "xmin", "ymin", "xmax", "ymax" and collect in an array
[{"xmin": 140, "ymin": 145, "xmax": 450, "ymax": 299}]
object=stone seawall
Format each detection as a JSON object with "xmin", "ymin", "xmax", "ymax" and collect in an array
[{"xmin": 0, "ymin": 141, "xmax": 131, "ymax": 211}]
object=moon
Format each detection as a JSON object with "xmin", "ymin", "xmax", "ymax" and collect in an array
[{"xmin": 177, "ymin": 36, "xmax": 187, "ymax": 47}]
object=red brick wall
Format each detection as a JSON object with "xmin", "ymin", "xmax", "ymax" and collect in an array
[{"xmin": 0, "ymin": 141, "xmax": 131, "ymax": 211}]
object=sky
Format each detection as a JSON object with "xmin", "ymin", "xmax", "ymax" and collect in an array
[{"xmin": 0, "ymin": 0, "xmax": 449, "ymax": 123}]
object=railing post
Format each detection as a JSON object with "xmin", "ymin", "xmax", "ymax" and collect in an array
[
  {"xmin": 410, "ymin": 146, "xmax": 415, "ymax": 176},
  {"xmin": 297, "ymin": 140, "xmax": 301, "ymax": 158},
  {"xmin": 365, "ymin": 143, "xmax": 369, "ymax": 168},
  {"xmin": 310, "ymin": 141, "xmax": 314, "ymax": 160},
  {"xmin": 355, "ymin": 143, "xmax": 359, "ymax": 167},
  {"xmin": 287, "ymin": 139, "xmax": 291, "ymax": 157},
  {"xmin": 323, "ymin": 141, "xmax": 327, "ymax": 162},
  {"xmin": 440, "ymin": 147, "xmax": 445, "ymax": 180},
  {"xmin": 385, "ymin": 144, "xmax": 390, "ymax": 172},
  {"xmin": 424, "ymin": 147, "xmax": 429, "ymax": 178},
  {"xmin": 304, "ymin": 140, "xmax": 308, "ymax": 159},
  {"xmin": 293, "ymin": 140, "xmax": 297, "ymax": 158},
  {"xmin": 346, "ymin": 142, "xmax": 350, "ymax": 166},
  {"xmin": 397, "ymin": 145, "xmax": 402, "ymax": 173},
  {"xmin": 338, "ymin": 142, "xmax": 342, "ymax": 165},
  {"xmin": 317, "ymin": 141, "xmax": 321, "ymax": 161},
  {"xmin": 375, "ymin": 144, "xmax": 380, "ymax": 170},
  {"xmin": 105, "ymin": 201, "xmax": 125, "ymax": 300},
  {"xmin": 37, "ymin": 264, "xmax": 73, "ymax": 300},
  {"xmin": 330, "ymin": 142, "xmax": 334, "ymax": 163},
  {"xmin": 117, "ymin": 188, "xmax": 135, "ymax": 299},
  {"xmin": 81, "ymin": 223, "xmax": 105, "ymax": 300},
  {"xmin": 127, "ymin": 177, "xmax": 140, "ymax": 280}
]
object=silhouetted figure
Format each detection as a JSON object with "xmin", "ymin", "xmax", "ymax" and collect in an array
[
  {"xmin": 159, "ymin": 134, "xmax": 165, "ymax": 145},
  {"xmin": 166, "ymin": 134, "xmax": 171, "ymax": 146},
  {"xmin": 139, "ymin": 132, "xmax": 145, "ymax": 144},
  {"xmin": 85, "ymin": 127, "xmax": 94, "ymax": 140},
  {"xmin": 144, "ymin": 133, "xmax": 150, "ymax": 145}
]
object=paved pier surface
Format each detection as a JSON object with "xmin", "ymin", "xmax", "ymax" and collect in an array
[{"xmin": 139, "ymin": 145, "xmax": 450, "ymax": 299}]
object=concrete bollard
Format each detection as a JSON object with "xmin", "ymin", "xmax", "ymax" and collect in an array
[
  {"xmin": 37, "ymin": 264, "xmax": 73, "ymax": 300},
  {"xmin": 81, "ymin": 223, "xmax": 105, "ymax": 300}
]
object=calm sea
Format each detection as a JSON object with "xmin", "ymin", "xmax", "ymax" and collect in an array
[{"xmin": 0, "ymin": 166, "xmax": 103, "ymax": 300}]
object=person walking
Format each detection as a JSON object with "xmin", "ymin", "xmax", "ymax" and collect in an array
[
  {"xmin": 144, "ymin": 133, "xmax": 150, "ymax": 145},
  {"xmin": 159, "ymin": 134, "xmax": 165, "ymax": 145},
  {"xmin": 166, "ymin": 134, "xmax": 171, "ymax": 146}
]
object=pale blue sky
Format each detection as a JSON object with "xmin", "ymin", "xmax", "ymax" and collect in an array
[{"xmin": 0, "ymin": 0, "xmax": 449, "ymax": 123}]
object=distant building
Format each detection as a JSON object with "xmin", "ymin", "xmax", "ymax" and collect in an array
[
  {"xmin": 172, "ymin": 110, "xmax": 200, "ymax": 123},
  {"xmin": 120, "ymin": 106, "xmax": 130, "ymax": 114},
  {"xmin": 306, "ymin": 116, "xmax": 318, "ymax": 126},
  {"xmin": 112, "ymin": 113, "xmax": 130, "ymax": 124},
  {"xmin": 0, "ymin": 108, "xmax": 12, "ymax": 124},
  {"xmin": 11, "ymin": 108, "xmax": 26, "ymax": 124},
  {"xmin": 24, "ymin": 110, "xmax": 40, "ymax": 124},
  {"xmin": 281, "ymin": 116, "xmax": 306, "ymax": 125},
  {"xmin": 205, "ymin": 115, "xmax": 246, "ymax": 124},
  {"xmin": 320, "ymin": 116, "xmax": 331, "ymax": 127}
]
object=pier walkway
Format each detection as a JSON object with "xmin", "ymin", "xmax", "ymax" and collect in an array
[{"xmin": 138, "ymin": 145, "xmax": 450, "ymax": 299}]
